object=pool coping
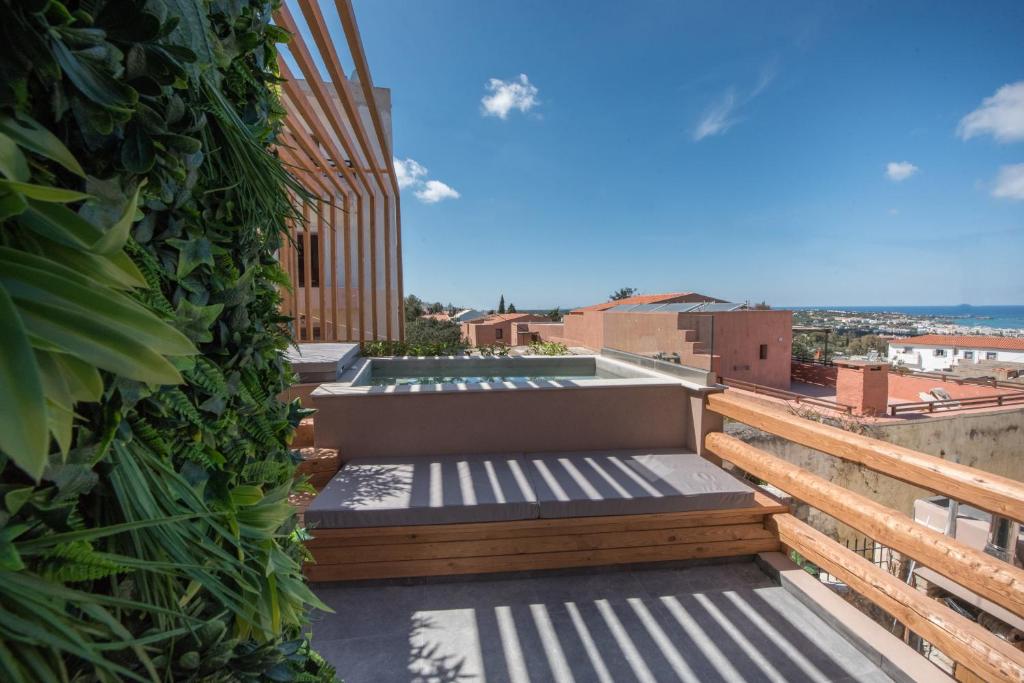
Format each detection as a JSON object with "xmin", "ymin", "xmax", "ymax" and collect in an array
[{"xmin": 313, "ymin": 354, "xmax": 723, "ymax": 398}]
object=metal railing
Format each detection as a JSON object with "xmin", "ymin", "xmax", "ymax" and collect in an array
[{"xmin": 721, "ymin": 376, "xmax": 854, "ymax": 414}]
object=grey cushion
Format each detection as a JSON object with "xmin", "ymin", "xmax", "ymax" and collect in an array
[
  {"xmin": 304, "ymin": 453, "xmax": 538, "ymax": 528},
  {"xmin": 522, "ymin": 450, "xmax": 756, "ymax": 519}
]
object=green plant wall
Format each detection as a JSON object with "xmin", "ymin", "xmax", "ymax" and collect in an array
[{"xmin": 0, "ymin": 0, "xmax": 334, "ymax": 679}]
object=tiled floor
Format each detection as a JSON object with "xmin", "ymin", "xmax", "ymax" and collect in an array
[{"xmin": 310, "ymin": 559, "xmax": 893, "ymax": 682}]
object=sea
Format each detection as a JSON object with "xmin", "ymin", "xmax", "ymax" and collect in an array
[{"xmin": 792, "ymin": 305, "xmax": 1024, "ymax": 330}]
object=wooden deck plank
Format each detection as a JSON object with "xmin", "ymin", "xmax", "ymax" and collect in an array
[
  {"xmin": 305, "ymin": 537, "xmax": 781, "ymax": 582},
  {"xmin": 305, "ymin": 493, "xmax": 786, "ymax": 547},
  {"xmin": 312, "ymin": 523, "xmax": 774, "ymax": 564}
]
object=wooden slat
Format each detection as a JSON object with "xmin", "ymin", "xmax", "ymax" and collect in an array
[
  {"xmin": 307, "ymin": 493, "xmax": 787, "ymax": 547},
  {"xmin": 329, "ymin": 201, "xmax": 339, "ymax": 341},
  {"xmin": 313, "ymin": 523, "xmax": 774, "ymax": 564},
  {"xmin": 301, "ymin": 201, "xmax": 313, "ymax": 340},
  {"xmin": 771, "ymin": 514, "xmax": 1024, "ymax": 683},
  {"xmin": 368, "ymin": 193, "xmax": 377, "ymax": 339},
  {"xmin": 395, "ymin": 199, "xmax": 404, "ymax": 341},
  {"xmin": 316, "ymin": 198, "xmax": 326, "ymax": 339},
  {"xmin": 384, "ymin": 193, "xmax": 392, "ymax": 340},
  {"xmin": 707, "ymin": 391, "xmax": 1024, "ymax": 522},
  {"xmin": 356, "ymin": 193, "xmax": 365, "ymax": 344},
  {"xmin": 706, "ymin": 432, "xmax": 1024, "ymax": 621},
  {"xmin": 343, "ymin": 193, "xmax": 353, "ymax": 341},
  {"xmin": 306, "ymin": 537, "xmax": 780, "ymax": 582}
]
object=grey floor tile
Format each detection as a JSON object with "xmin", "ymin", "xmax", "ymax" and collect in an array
[{"xmin": 310, "ymin": 564, "xmax": 894, "ymax": 683}]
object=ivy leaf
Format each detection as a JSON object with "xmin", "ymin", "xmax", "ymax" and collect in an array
[
  {"xmin": 168, "ymin": 237, "xmax": 214, "ymax": 278},
  {"xmin": 174, "ymin": 298, "xmax": 224, "ymax": 343}
]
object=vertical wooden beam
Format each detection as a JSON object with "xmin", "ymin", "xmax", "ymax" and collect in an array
[
  {"xmin": 330, "ymin": 199, "xmax": 339, "ymax": 342},
  {"xmin": 344, "ymin": 193, "xmax": 353, "ymax": 342},
  {"xmin": 384, "ymin": 193, "xmax": 392, "ymax": 340},
  {"xmin": 369, "ymin": 192, "xmax": 378, "ymax": 340},
  {"xmin": 396, "ymin": 199, "xmax": 404, "ymax": 341},
  {"xmin": 356, "ymin": 193, "xmax": 365, "ymax": 345},
  {"xmin": 301, "ymin": 202, "xmax": 313, "ymax": 341},
  {"xmin": 317, "ymin": 197, "xmax": 327, "ymax": 341}
]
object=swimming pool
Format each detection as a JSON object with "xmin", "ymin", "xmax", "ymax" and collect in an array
[{"xmin": 311, "ymin": 352, "xmax": 722, "ymax": 459}]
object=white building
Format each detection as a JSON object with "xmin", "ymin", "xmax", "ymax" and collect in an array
[{"xmin": 888, "ymin": 334, "xmax": 1024, "ymax": 372}]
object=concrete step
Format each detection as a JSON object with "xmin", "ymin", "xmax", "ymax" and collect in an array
[{"xmin": 293, "ymin": 418, "xmax": 315, "ymax": 448}]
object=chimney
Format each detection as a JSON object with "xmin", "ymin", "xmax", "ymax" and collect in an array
[{"xmin": 835, "ymin": 360, "xmax": 889, "ymax": 416}]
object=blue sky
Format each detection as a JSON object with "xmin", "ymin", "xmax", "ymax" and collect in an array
[{"xmin": 340, "ymin": 1, "xmax": 1023, "ymax": 309}]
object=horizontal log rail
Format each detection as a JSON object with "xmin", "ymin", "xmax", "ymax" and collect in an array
[
  {"xmin": 889, "ymin": 392, "xmax": 1024, "ymax": 416},
  {"xmin": 770, "ymin": 514, "xmax": 1024, "ymax": 683},
  {"xmin": 705, "ymin": 432, "xmax": 1024, "ymax": 621},
  {"xmin": 720, "ymin": 376, "xmax": 854, "ymax": 414},
  {"xmin": 707, "ymin": 391, "xmax": 1024, "ymax": 522}
]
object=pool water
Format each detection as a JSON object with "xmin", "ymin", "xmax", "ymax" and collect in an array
[{"xmin": 368, "ymin": 373, "xmax": 601, "ymax": 386}]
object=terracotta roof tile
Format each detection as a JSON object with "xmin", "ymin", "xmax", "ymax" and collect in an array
[{"xmin": 899, "ymin": 335, "xmax": 1024, "ymax": 351}]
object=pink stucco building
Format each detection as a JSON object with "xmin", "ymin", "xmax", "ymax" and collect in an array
[
  {"xmin": 534, "ymin": 292, "xmax": 793, "ymax": 388},
  {"xmin": 461, "ymin": 313, "xmax": 551, "ymax": 346}
]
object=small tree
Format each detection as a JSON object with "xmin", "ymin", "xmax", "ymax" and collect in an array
[
  {"xmin": 508, "ymin": 303, "xmax": 517, "ymax": 313},
  {"xmin": 609, "ymin": 287, "xmax": 637, "ymax": 301},
  {"xmin": 753, "ymin": 301, "xmax": 771, "ymax": 310},
  {"xmin": 498, "ymin": 294, "xmax": 506, "ymax": 314},
  {"xmin": 427, "ymin": 301, "xmax": 444, "ymax": 314},
  {"xmin": 547, "ymin": 306, "xmax": 562, "ymax": 321},
  {"xmin": 405, "ymin": 294, "xmax": 424, "ymax": 322}
]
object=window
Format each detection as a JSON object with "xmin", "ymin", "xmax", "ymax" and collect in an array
[
  {"xmin": 986, "ymin": 351, "xmax": 997, "ymax": 360},
  {"xmin": 759, "ymin": 344, "xmax": 768, "ymax": 360},
  {"xmin": 495, "ymin": 328, "xmax": 503, "ymax": 340},
  {"xmin": 933, "ymin": 349, "xmax": 946, "ymax": 357},
  {"xmin": 963, "ymin": 351, "xmax": 974, "ymax": 360},
  {"xmin": 902, "ymin": 347, "xmax": 913, "ymax": 354},
  {"xmin": 294, "ymin": 232, "xmax": 320, "ymax": 287}
]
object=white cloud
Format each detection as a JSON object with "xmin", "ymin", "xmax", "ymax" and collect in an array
[
  {"xmin": 415, "ymin": 180, "xmax": 461, "ymax": 204},
  {"xmin": 957, "ymin": 81, "xmax": 1024, "ymax": 143},
  {"xmin": 885, "ymin": 161, "xmax": 918, "ymax": 182},
  {"xmin": 393, "ymin": 156, "xmax": 459, "ymax": 204},
  {"xmin": 481, "ymin": 74, "xmax": 539, "ymax": 119},
  {"xmin": 693, "ymin": 89, "xmax": 738, "ymax": 141},
  {"xmin": 991, "ymin": 163, "xmax": 1024, "ymax": 200},
  {"xmin": 394, "ymin": 157, "xmax": 427, "ymax": 189},
  {"xmin": 693, "ymin": 64, "xmax": 777, "ymax": 142}
]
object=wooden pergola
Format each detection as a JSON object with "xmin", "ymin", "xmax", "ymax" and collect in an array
[{"xmin": 274, "ymin": 0, "xmax": 403, "ymax": 343}]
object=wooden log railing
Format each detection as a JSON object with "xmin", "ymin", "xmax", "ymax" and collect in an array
[
  {"xmin": 708, "ymin": 391, "xmax": 1024, "ymax": 522},
  {"xmin": 705, "ymin": 392, "xmax": 1024, "ymax": 682}
]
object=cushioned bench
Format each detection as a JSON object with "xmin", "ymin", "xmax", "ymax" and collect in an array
[
  {"xmin": 302, "ymin": 449, "xmax": 782, "ymax": 581},
  {"xmin": 305, "ymin": 449, "xmax": 757, "ymax": 528}
]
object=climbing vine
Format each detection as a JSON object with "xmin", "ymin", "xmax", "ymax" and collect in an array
[{"xmin": 0, "ymin": 0, "xmax": 332, "ymax": 679}]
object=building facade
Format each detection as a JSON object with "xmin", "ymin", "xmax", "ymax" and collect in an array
[
  {"xmin": 461, "ymin": 313, "xmax": 551, "ymax": 346},
  {"xmin": 887, "ymin": 335, "xmax": 1024, "ymax": 373},
  {"xmin": 532, "ymin": 292, "xmax": 793, "ymax": 388}
]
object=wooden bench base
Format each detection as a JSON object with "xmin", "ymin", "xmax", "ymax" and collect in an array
[{"xmin": 304, "ymin": 492, "xmax": 786, "ymax": 582}]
